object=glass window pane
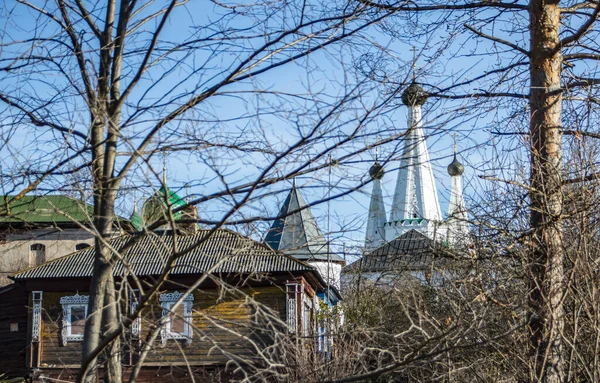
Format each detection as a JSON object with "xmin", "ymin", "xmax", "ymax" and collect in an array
[
  {"xmin": 170, "ymin": 304, "xmax": 185, "ymax": 334},
  {"xmin": 71, "ymin": 306, "xmax": 86, "ymax": 335}
]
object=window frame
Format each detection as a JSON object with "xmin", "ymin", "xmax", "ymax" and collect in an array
[
  {"xmin": 59, "ymin": 294, "xmax": 88, "ymax": 345},
  {"xmin": 159, "ymin": 291, "xmax": 193, "ymax": 345}
]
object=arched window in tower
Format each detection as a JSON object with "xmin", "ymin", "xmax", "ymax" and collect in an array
[
  {"xmin": 76, "ymin": 243, "xmax": 90, "ymax": 251},
  {"xmin": 30, "ymin": 244, "xmax": 46, "ymax": 266}
]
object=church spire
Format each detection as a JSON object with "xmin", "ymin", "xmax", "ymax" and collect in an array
[
  {"xmin": 389, "ymin": 79, "xmax": 442, "ymax": 229},
  {"xmin": 446, "ymin": 134, "xmax": 469, "ymax": 244},
  {"xmin": 265, "ymin": 182, "xmax": 330, "ymax": 259},
  {"xmin": 365, "ymin": 160, "xmax": 387, "ymax": 252},
  {"xmin": 162, "ymin": 153, "xmax": 167, "ymax": 186}
]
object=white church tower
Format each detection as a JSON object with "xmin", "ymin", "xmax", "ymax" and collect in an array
[
  {"xmin": 363, "ymin": 78, "xmax": 471, "ymax": 252},
  {"xmin": 385, "ymin": 81, "xmax": 444, "ymax": 241}
]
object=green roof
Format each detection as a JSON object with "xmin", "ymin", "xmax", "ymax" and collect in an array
[
  {"xmin": 0, "ymin": 195, "xmax": 94, "ymax": 225},
  {"xmin": 130, "ymin": 210, "xmax": 144, "ymax": 231}
]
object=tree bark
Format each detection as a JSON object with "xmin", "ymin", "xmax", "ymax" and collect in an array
[{"xmin": 528, "ymin": 1, "xmax": 564, "ymax": 382}]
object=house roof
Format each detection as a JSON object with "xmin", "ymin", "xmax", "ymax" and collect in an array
[
  {"xmin": 12, "ymin": 229, "xmax": 319, "ymax": 280},
  {"xmin": 0, "ymin": 195, "xmax": 131, "ymax": 230},
  {"xmin": 344, "ymin": 229, "xmax": 441, "ymax": 273},
  {"xmin": 264, "ymin": 185, "xmax": 344, "ymax": 263},
  {"xmin": 0, "ymin": 195, "xmax": 95, "ymax": 226}
]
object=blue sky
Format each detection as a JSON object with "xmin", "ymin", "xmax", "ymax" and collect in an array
[{"xmin": 0, "ymin": 1, "xmax": 532, "ymax": 261}]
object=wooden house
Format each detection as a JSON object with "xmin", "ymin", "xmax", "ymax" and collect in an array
[{"xmin": 4, "ymin": 228, "xmax": 340, "ymax": 382}]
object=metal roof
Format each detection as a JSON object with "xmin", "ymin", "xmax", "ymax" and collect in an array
[
  {"xmin": 264, "ymin": 185, "xmax": 344, "ymax": 263},
  {"xmin": 0, "ymin": 195, "xmax": 94, "ymax": 225},
  {"xmin": 0, "ymin": 195, "xmax": 129, "ymax": 228},
  {"xmin": 344, "ymin": 229, "xmax": 440, "ymax": 273},
  {"xmin": 12, "ymin": 229, "xmax": 315, "ymax": 280}
]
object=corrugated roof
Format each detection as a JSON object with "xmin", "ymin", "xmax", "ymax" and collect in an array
[
  {"xmin": 0, "ymin": 195, "xmax": 94, "ymax": 225},
  {"xmin": 0, "ymin": 195, "xmax": 129, "ymax": 228},
  {"xmin": 264, "ymin": 185, "xmax": 344, "ymax": 263},
  {"xmin": 12, "ymin": 229, "xmax": 315, "ymax": 280},
  {"xmin": 344, "ymin": 229, "xmax": 439, "ymax": 272}
]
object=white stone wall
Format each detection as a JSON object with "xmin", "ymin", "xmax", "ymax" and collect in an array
[{"xmin": 0, "ymin": 228, "xmax": 95, "ymax": 285}]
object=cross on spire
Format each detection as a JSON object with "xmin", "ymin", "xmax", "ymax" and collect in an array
[
  {"xmin": 453, "ymin": 132, "xmax": 457, "ymax": 155},
  {"xmin": 411, "ymin": 46, "xmax": 418, "ymax": 81}
]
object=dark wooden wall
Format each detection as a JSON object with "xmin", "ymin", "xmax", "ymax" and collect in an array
[
  {"xmin": 0, "ymin": 283, "xmax": 29, "ymax": 378},
  {"xmin": 35, "ymin": 285, "xmax": 288, "ymax": 378},
  {"xmin": 40, "ymin": 291, "xmax": 84, "ymax": 367},
  {"xmin": 139, "ymin": 286, "xmax": 287, "ymax": 367}
]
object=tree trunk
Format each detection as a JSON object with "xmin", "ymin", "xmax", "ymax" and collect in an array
[
  {"xmin": 528, "ymin": 1, "xmax": 564, "ymax": 382},
  {"xmin": 103, "ymin": 276, "xmax": 122, "ymax": 382},
  {"xmin": 79, "ymin": 111, "xmax": 121, "ymax": 381}
]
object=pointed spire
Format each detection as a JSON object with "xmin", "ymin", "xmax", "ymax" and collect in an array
[
  {"xmin": 130, "ymin": 190, "xmax": 144, "ymax": 231},
  {"xmin": 162, "ymin": 153, "xmax": 167, "ymax": 186},
  {"xmin": 365, "ymin": 160, "xmax": 387, "ymax": 252},
  {"xmin": 446, "ymin": 137, "xmax": 469, "ymax": 244},
  {"xmin": 265, "ymin": 182, "xmax": 343, "ymax": 263}
]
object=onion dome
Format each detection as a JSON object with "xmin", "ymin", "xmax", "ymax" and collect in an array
[
  {"xmin": 369, "ymin": 161, "xmax": 385, "ymax": 180},
  {"xmin": 401, "ymin": 82, "xmax": 428, "ymax": 106},
  {"xmin": 447, "ymin": 154, "xmax": 464, "ymax": 176},
  {"xmin": 142, "ymin": 186, "xmax": 186, "ymax": 225}
]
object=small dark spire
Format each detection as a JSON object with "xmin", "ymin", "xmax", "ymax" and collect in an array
[
  {"xmin": 402, "ymin": 48, "xmax": 428, "ymax": 106},
  {"xmin": 369, "ymin": 161, "xmax": 385, "ymax": 180},
  {"xmin": 447, "ymin": 134, "xmax": 464, "ymax": 176}
]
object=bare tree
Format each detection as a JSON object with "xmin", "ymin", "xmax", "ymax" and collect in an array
[
  {"xmin": 0, "ymin": 0, "xmax": 401, "ymax": 381},
  {"xmin": 334, "ymin": 1, "xmax": 600, "ymax": 382}
]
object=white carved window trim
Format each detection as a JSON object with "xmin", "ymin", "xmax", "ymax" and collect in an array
[
  {"xmin": 31, "ymin": 291, "xmax": 43, "ymax": 342},
  {"xmin": 59, "ymin": 294, "xmax": 88, "ymax": 346},
  {"xmin": 286, "ymin": 282, "xmax": 302, "ymax": 334},
  {"xmin": 159, "ymin": 291, "xmax": 193, "ymax": 345},
  {"xmin": 130, "ymin": 289, "xmax": 141, "ymax": 338}
]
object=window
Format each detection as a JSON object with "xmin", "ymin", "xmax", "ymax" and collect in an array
[
  {"xmin": 159, "ymin": 291, "xmax": 193, "ymax": 345},
  {"xmin": 303, "ymin": 297, "xmax": 313, "ymax": 337},
  {"xmin": 75, "ymin": 243, "xmax": 90, "ymax": 251},
  {"xmin": 30, "ymin": 244, "xmax": 46, "ymax": 266},
  {"xmin": 59, "ymin": 294, "xmax": 88, "ymax": 345}
]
